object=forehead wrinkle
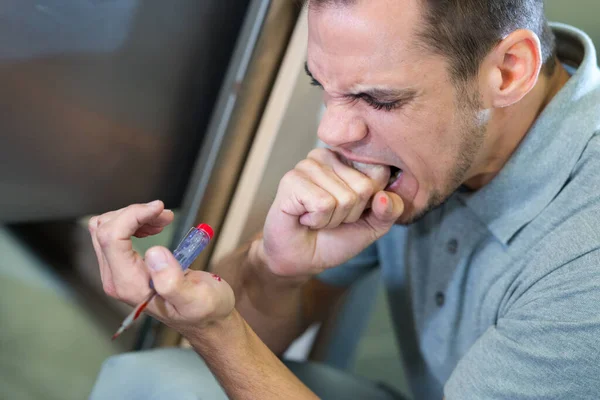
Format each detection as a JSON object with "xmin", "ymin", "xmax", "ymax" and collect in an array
[
  {"xmin": 307, "ymin": 1, "xmax": 425, "ymax": 97},
  {"xmin": 307, "ymin": 1, "xmax": 415, "ymax": 62},
  {"xmin": 308, "ymin": 0, "xmax": 423, "ymax": 57},
  {"xmin": 307, "ymin": 52, "xmax": 418, "ymax": 102}
]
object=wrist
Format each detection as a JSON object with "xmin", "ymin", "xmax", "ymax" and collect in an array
[
  {"xmin": 248, "ymin": 236, "xmax": 268, "ymax": 272},
  {"xmin": 184, "ymin": 309, "xmax": 245, "ymax": 350},
  {"xmin": 248, "ymin": 237, "xmax": 309, "ymax": 288}
]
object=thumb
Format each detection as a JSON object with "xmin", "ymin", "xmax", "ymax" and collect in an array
[
  {"xmin": 145, "ymin": 246, "xmax": 187, "ymax": 305},
  {"xmin": 363, "ymin": 191, "xmax": 404, "ymax": 235}
]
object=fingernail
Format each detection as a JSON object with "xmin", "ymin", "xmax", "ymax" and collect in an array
[
  {"xmin": 147, "ymin": 200, "xmax": 161, "ymax": 207},
  {"xmin": 146, "ymin": 248, "xmax": 169, "ymax": 271}
]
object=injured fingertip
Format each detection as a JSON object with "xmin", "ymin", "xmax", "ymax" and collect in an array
[{"xmin": 379, "ymin": 194, "xmax": 388, "ymax": 207}]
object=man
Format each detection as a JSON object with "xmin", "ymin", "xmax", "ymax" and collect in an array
[{"xmin": 89, "ymin": 0, "xmax": 600, "ymax": 398}]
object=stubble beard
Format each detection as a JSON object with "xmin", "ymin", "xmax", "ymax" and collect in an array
[{"xmin": 400, "ymin": 84, "xmax": 486, "ymax": 225}]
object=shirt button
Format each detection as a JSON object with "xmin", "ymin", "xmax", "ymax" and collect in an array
[
  {"xmin": 435, "ymin": 292, "xmax": 445, "ymax": 307},
  {"xmin": 446, "ymin": 238, "xmax": 458, "ymax": 254}
]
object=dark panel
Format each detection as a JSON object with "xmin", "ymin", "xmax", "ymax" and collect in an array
[{"xmin": 0, "ymin": 0, "xmax": 250, "ymax": 222}]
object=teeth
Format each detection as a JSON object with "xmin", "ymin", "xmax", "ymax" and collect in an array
[{"xmin": 388, "ymin": 168, "xmax": 403, "ymax": 185}]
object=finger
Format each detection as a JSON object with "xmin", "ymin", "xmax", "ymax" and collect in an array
[
  {"xmin": 97, "ymin": 201, "xmax": 164, "ymax": 289},
  {"xmin": 97, "ymin": 200, "xmax": 164, "ymax": 251},
  {"xmin": 107, "ymin": 208, "xmax": 173, "ymax": 238},
  {"xmin": 329, "ymin": 166, "xmax": 376, "ymax": 223},
  {"xmin": 312, "ymin": 191, "xmax": 404, "ymax": 271},
  {"xmin": 137, "ymin": 209, "xmax": 174, "ymax": 229},
  {"xmin": 307, "ymin": 149, "xmax": 390, "ymax": 223},
  {"xmin": 145, "ymin": 246, "xmax": 188, "ymax": 307},
  {"xmin": 133, "ymin": 210, "xmax": 174, "ymax": 237},
  {"xmin": 295, "ymin": 158, "xmax": 357, "ymax": 228},
  {"xmin": 348, "ymin": 162, "xmax": 390, "ymax": 192},
  {"xmin": 363, "ymin": 191, "xmax": 404, "ymax": 233},
  {"xmin": 308, "ymin": 149, "xmax": 390, "ymax": 191},
  {"xmin": 133, "ymin": 228, "xmax": 161, "ymax": 238},
  {"xmin": 91, "ymin": 207, "xmax": 170, "ymax": 288},
  {"xmin": 276, "ymin": 170, "xmax": 335, "ymax": 230},
  {"xmin": 88, "ymin": 215, "xmax": 115, "ymax": 296}
]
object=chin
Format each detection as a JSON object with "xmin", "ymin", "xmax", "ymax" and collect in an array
[
  {"xmin": 393, "ymin": 205, "xmax": 426, "ymax": 225},
  {"xmin": 394, "ymin": 191, "xmax": 444, "ymax": 225}
]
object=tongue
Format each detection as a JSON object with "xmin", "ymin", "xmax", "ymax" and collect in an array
[{"xmin": 351, "ymin": 161, "xmax": 390, "ymax": 191}]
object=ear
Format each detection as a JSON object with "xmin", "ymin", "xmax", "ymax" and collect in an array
[{"xmin": 481, "ymin": 29, "xmax": 543, "ymax": 108}]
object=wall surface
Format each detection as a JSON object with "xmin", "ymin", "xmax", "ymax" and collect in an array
[{"xmin": 546, "ymin": 1, "xmax": 600, "ymax": 61}]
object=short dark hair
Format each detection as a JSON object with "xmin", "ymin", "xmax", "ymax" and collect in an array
[{"xmin": 306, "ymin": 0, "xmax": 556, "ymax": 83}]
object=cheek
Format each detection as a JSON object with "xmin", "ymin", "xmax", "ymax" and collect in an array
[
  {"xmin": 368, "ymin": 104, "xmax": 450, "ymax": 159},
  {"xmin": 366, "ymin": 104, "xmax": 462, "ymax": 186}
]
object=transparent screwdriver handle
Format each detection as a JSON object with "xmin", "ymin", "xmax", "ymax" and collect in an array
[
  {"xmin": 173, "ymin": 223, "xmax": 213, "ymax": 271},
  {"xmin": 149, "ymin": 223, "xmax": 214, "ymax": 289}
]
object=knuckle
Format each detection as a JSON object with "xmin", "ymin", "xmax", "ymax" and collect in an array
[
  {"xmin": 337, "ymin": 192, "xmax": 357, "ymax": 210},
  {"xmin": 102, "ymin": 281, "xmax": 118, "ymax": 298},
  {"xmin": 125, "ymin": 203, "xmax": 138, "ymax": 210},
  {"xmin": 354, "ymin": 179, "xmax": 375, "ymax": 201},
  {"xmin": 122, "ymin": 203, "xmax": 146, "ymax": 219},
  {"xmin": 280, "ymin": 169, "xmax": 302, "ymax": 188},
  {"xmin": 113, "ymin": 285, "xmax": 126, "ymax": 300},
  {"xmin": 295, "ymin": 158, "xmax": 320, "ymax": 172},
  {"xmin": 96, "ymin": 215, "xmax": 107, "ymax": 226},
  {"xmin": 157, "ymin": 279, "xmax": 177, "ymax": 297},
  {"xmin": 282, "ymin": 169, "xmax": 299, "ymax": 182},
  {"xmin": 345, "ymin": 214, "xmax": 361, "ymax": 224},
  {"xmin": 88, "ymin": 216, "xmax": 98, "ymax": 233},
  {"xmin": 123, "ymin": 204, "xmax": 139, "ymax": 215},
  {"xmin": 96, "ymin": 226, "xmax": 115, "ymax": 248},
  {"xmin": 153, "ymin": 271, "xmax": 179, "ymax": 296},
  {"xmin": 307, "ymin": 147, "xmax": 327, "ymax": 160},
  {"xmin": 96, "ymin": 212, "xmax": 114, "ymax": 228},
  {"xmin": 315, "ymin": 194, "xmax": 336, "ymax": 213}
]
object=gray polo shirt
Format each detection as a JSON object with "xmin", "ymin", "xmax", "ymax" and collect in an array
[{"xmin": 318, "ymin": 23, "xmax": 600, "ymax": 400}]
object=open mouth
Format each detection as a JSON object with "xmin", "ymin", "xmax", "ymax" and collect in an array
[{"xmin": 388, "ymin": 166, "xmax": 403, "ymax": 186}]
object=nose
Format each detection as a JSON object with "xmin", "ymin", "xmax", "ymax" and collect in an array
[{"xmin": 317, "ymin": 103, "xmax": 368, "ymax": 147}]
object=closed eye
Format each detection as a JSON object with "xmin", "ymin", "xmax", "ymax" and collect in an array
[
  {"xmin": 309, "ymin": 77, "xmax": 322, "ymax": 88},
  {"xmin": 305, "ymin": 63, "xmax": 323, "ymax": 88},
  {"xmin": 304, "ymin": 62, "xmax": 409, "ymax": 112},
  {"xmin": 360, "ymin": 95, "xmax": 402, "ymax": 112}
]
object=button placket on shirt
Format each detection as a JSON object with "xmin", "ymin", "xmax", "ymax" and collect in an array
[
  {"xmin": 446, "ymin": 238, "xmax": 459, "ymax": 255},
  {"xmin": 433, "ymin": 238, "xmax": 460, "ymax": 307}
]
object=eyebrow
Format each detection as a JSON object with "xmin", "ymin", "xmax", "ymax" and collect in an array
[{"xmin": 304, "ymin": 62, "xmax": 417, "ymax": 101}]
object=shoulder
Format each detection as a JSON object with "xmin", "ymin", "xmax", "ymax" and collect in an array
[
  {"xmin": 503, "ymin": 133, "xmax": 600, "ymax": 310},
  {"xmin": 522, "ymin": 129, "xmax": 600, "ymax": 254}
]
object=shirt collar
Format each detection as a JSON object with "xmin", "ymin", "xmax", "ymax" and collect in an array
[{"xmin": 457, "ymin": 23, "xmax": 600, "ymax": 246}]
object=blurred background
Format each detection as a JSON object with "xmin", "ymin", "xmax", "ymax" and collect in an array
[{"xmin": 0, "ymin": 1, "xmax": 597, "ymax": 399}]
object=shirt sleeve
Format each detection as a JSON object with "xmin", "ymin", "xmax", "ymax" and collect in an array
[
  {"xmin": 315, "ymin": 243, "xmax": 379, "ymax": 287},
  {"xmin": 444, "ymin": 249, "xmax": 600, "ymax": 400}
]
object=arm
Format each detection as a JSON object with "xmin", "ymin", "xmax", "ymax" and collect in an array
[
  {"xmin": 188, "ymin": 309, "xmax": 319, "ymax": 400},
  {"xmin": 90, "ymin": 149, "xmax": 403, "ymax": 398},
  {"xmin": 208, "ymin": 149, "xmax": 401, "ymax": 355}
]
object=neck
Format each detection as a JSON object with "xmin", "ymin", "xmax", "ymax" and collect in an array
[{"xmin": 463, "ymin": 61, "xmax": 571, "ymax": 190}]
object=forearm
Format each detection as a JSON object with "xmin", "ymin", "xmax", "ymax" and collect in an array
[
  {"xmin": 187, "ymin": 310, "xmax": 319, "ymax": 400},
  {"xmin": 209, "ymin": 236, "xmax": 311, "ymax": 354}
]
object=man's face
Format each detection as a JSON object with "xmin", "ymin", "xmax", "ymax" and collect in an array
[{"xmin": 307, "ymin": 0, "xmax": 487, "ymax": 224}]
